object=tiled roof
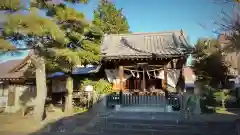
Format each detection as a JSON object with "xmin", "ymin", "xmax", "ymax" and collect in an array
[
  {"xmin": 101, "ymin": 30, "xmax": 193, "ymax": 60},
  {"xmin": 0, "ymin": 72, "xmax": 26, "ymax": 79},
  {"xmin": 0, "ymin": 59, "xmax": 25, "ymax": 80},
  {"xmin": 0, "ymin": 54, "xmax": 33, "ymax": 80},
  {"xmin": 48, "ymin": 65, "xmax": 101, "ymax": 78},
  {"xmin": 0, "ymin": 59, "xmax": 23, "ymax": 75}
]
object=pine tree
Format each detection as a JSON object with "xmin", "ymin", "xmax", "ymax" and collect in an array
[
  {"xmin": 93, "ymin": 0, "xmax": 130, "ymax": 34},
  {"xmin": 193, "ymin": 38, "xmax": 228, "ymax": 86},
  {"xmin": 0, "ymin": 0, "xmax": 102, "ymax": 120}
]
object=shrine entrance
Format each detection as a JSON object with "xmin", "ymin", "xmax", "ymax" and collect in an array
[
  {"xmin": 120, "ymin": 93, "xmax": 167, "ymax": 108},
  {"xmin": 105, "ymin": 61, "xmax": 184, "ymax": 111},
  {"xmin": 101, "ymin": 30, "xmax": 193, "ymax": 112},
  {"xmin": 125, "ymin": 77, "xmax": 162, "ymax": 92},
  {"xmin": 121, "ymin": 63, "xmax": 167, "ymax": 94},
  {"xmin": 107, "ymin": 63, "xmax": 179, "ymax": 109}
]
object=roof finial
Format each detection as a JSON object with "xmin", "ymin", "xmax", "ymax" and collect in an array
[{"xmin": 180, "ymin": 29, "xmax": 183, "ymax": 36}]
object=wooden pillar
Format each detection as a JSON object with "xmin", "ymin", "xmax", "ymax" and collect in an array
[
  {"xmin": 119, "ymin": 66, "xmax": 124, "ymax": 104},
  {"xmin": 142, "ymin": 68, "xmax": 146, "ymax": 92},
  {"xmin": 119, "ymin": 66, "xmax": 124, "ymax": 91},
  {"xmin": 134, "ymin": 80, "xmax": 136, "ymax": 90},
  {"xmin": 162, "ymin": 67, "xmax": 168, "ymax": 98},
  {"xmin": 162, "ymin": 68, "xmax": 167, "ymax": 90}
]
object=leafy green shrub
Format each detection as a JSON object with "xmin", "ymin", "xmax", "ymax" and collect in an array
[
  {"xmin": 205, "ymin": 89, "xmax": 216, "ymax": 106},
  {"xmin": 78, "ymin": 78, "xmax": 113, "ymax": 105},
  {"xmin": 73, "ymin": 92, "xmax": 88, "ymax": 107},
  {"xmin": 94, "ymin": 79, "xmax": 113, "ymax": 94},
  {"xmin": 214, "ymin": 91, "xmax": 231, "ymax": 102},
  {"xmin": 73, "ymin": 107, "xmax": 87, "ymax": 113},
  {"xmin": 200, "ymin": 85, "xmax": 216, "ymax": 106},
  {"xmin": 199, "ymin": 85, "xmax": 217, "ymax": 113},
  {"xmin": 79, "ymin": 78, "xmax": 96, "ymax": 90},
  {"xmin": 79, "ymin": 78, "xmax": 113, "ymax": 94}
]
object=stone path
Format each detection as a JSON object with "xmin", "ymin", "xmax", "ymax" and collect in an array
[
  {"xmin": 0, "ymin": 108, "xmax": 239, "ymax": 135},
  {"xmin": 84, "ymin": 111, "xmax": 239, "ymax": 135}
]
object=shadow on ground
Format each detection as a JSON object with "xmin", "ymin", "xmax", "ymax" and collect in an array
[
  {"xmin": 26, "ymin": 107, "xmax": 240, "ymax": 135},
  {"xmin": 27, "ymin": 99, "xmax": 111, "ymax": 135},
  {"xmin": 1, "ymin": 100, "xmax": 240, "ymax": 135}
]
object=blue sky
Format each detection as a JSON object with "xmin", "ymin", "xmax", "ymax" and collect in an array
[
  {"xmin": 72, "ymin": 0, "xmax": 234, "ymax": 44},
  {"xmin": 0, "ymin": 0, "xmax": 234, "ymax": 61}
]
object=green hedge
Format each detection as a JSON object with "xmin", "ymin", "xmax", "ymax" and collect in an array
[{"xmin": 80, "ymin": 78, "xmax": 113, "ymax": 94}]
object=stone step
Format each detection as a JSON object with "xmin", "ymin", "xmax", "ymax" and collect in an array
[
  {"xmin": 87, "ymin": 125, "xmax": 236, "ymax": 134},
  {"xmin": 89, "ymin": 121, "xmax": 236, "ymax": 133},
  {"xmin": 2, "ymin": 130, "xmax": 235, "ymax": 135},
  {"xmin": 85, "ymin": 127, "xmax": 237, "ymax": 135},
  {"xmin": 109, "ymin": 111, "xmax": 181, "ymax": 117},
  {"xmin": 101, "ymin": 117, "xmax": 236, "ymax": 128},
  {"xmin": 106, "ymin": 111, "xmax": 185, "ymax": 121},
  {"xmin": 87, "ymin": 122, "xmax": 236, "ymax": 134},
  {"xmin": 86, "ymin": 117, "xmax": 236, "ymax": 135}
]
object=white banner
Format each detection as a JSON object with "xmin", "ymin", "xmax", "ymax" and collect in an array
[
  {"xmin": 104, "ymin": 69, "xmax": 132, "ymax": 84},
  {"xmin": 157, "ymin": 69, "xmax": 181, "ymax": 88},
  {"xmin": 105, "ymin": 69, "xmax": 181, "ymax": 88}
]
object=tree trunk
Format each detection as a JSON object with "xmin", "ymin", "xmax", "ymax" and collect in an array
[
  {"xmin": 64, "ymin": 76, "xmax": 73, "ymax": 115},
  {"xmin": 34, "ymin": 57, "xmax": 47, "ymax": 121}
]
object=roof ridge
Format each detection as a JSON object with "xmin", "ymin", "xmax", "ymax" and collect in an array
[
  {"xmin": 105, "ymin": 30, "xmax": 184, "ymax": 36},
  {"xmin": 101, "ymin": 30, "xmax": 192, "ymax": 60}
]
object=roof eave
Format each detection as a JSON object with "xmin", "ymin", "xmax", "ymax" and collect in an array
[
  {"xmin": 0, "ymin": 77, "xmax": 32, "ymax": 81},
  {"xmin": 101, "ymin": 53, "xmax": 191, "ymax": 61}
]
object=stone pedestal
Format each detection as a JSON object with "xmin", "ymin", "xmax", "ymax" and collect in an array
[
  {"xmin": 166, "ymin": 105, "xmax": 173, "ymax": 112},
  {"xmin": 194, "ymin": 81, "xmax": 203, "ymax": 114},
  {"xmin": 115, "ymin": 105, "xmax": 121, "ymax": 111},
  {"xmin": 193, "ymin": 96, "xmax": 201, "ymax": 115}
]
